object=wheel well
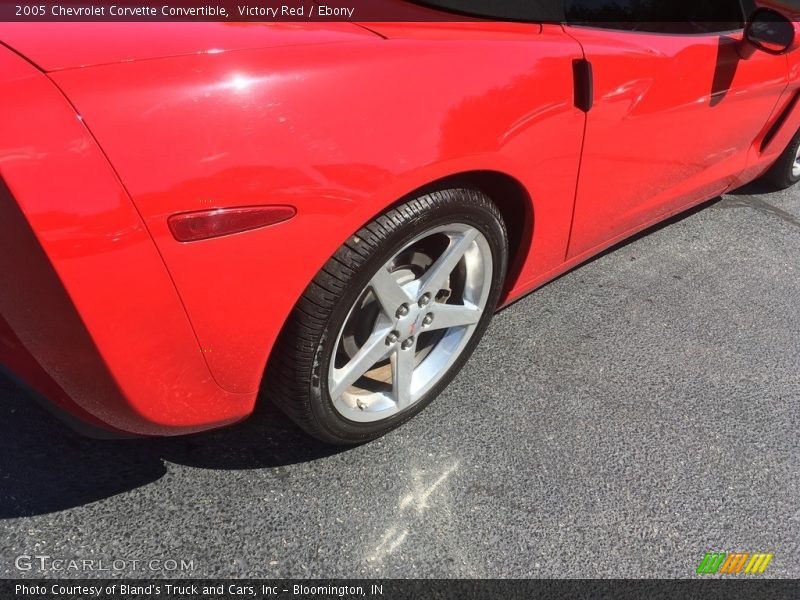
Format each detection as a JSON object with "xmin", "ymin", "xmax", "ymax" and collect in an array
[
  {"xmin": 413, "ymin": 171, "xmax": 533, "ymax": 297},
  {"xmin": 260, "ymin": 170, "xmax": 533, "ymax": 399}
]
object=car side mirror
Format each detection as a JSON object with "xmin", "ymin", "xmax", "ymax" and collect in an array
[{"xmin": 745, "ymin": 7, "xmax": 800, "ymax": 55}]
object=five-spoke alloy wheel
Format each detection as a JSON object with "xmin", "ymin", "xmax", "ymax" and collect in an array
[
  {"xmin": 266, "ymin": 188, "xmax": 508, "ymax": 444},
  {"xmin": 329, "ymin": 223, "xmax": 492, "ymax": 422}
]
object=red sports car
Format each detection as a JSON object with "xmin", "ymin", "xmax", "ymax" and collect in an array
[{"xmin": 1, "ymin": 2, "xmax": 799, "ymax": 443}]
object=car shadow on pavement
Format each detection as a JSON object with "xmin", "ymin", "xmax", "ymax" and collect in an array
[
  {"xmin": 496, "ymin": 197, "xmax": 725, "ymax": 314},
  {"xmin": 724, "ymin": 179, "xmax": 778, "ymax": 196},
  {"xmin": 0, "ymin": 372, "xmax": 344, "ymax": 518}
]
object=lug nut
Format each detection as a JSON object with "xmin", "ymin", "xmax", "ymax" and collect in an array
[
  {"xmin": 422, "ymin": 313, "xmax": 434, "ymax": 327},
  {"xmin": 401, "ymin": 337, "xmax": 415, "ymax": 350},
  {"xmin": 385, "ymin": 331, "xmax": 399, "ymax": 345},
  {"xmin": 396, "ymin": 303, "xmax": 410, "ymax": 318},
  {"xmin": 418, "ymin": 293, "xmax": 431, "ymax": 307}
]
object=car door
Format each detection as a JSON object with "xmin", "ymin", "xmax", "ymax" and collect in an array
[{"xmin": 563, "ymin": 0, "xmax": 790, "ymax": 259}]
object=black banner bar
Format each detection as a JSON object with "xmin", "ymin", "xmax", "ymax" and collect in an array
[
  {"xmin": 3, "ymin": 579, "xmax": 800, "ymax": 600},
  {"xmin": 0, "ymin": 0, "xmax": 798, "ymax": 23}
]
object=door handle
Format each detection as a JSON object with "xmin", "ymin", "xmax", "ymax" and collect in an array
[{"xmin": 573, "ymin": 58, "xmax": 594, "ymax": 112}]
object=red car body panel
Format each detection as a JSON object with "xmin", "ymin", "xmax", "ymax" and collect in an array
[
  {"xmin": 0, "ymin": 47, "xmax": 255, "ymax": 434},
  {"xmin": 48, "ymin": 23, "xmax": 587, "ymax": 395},
  {"xmin": 0, "ymin": 22, "xmax": 378, "ymax": 71},
  {"xmin": 564, "ymin": 27, "xmax": 790, "ymax": 257},
  {"xmin": 0, "ymin": 16, "xmax": 797, "ymax": 435}
]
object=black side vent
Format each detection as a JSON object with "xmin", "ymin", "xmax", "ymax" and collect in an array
[{"xmin": 572, "ymin": 58, "xmax": 594, "ymax": 113}]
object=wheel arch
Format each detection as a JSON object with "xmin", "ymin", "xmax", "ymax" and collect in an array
[
  {"xmin": 379, "ymin": 170, "xmax": 535, "ymax": 301},
  {"xmin": 260, "ymin": 169, "xmax": 535, "ymax": 407}
]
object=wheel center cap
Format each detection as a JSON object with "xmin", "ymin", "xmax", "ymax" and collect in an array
[{"xmin": 397, "ymin": 305, "xmax": 424, "ymax": 338}]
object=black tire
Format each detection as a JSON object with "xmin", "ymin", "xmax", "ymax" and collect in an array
[
  {"xmin": 761, "ymin": 128, "xmax": 800, "ymax": 190},
  {"xmin": 264, "ymin": 188, "xmax": 508, "ymax": 444}
]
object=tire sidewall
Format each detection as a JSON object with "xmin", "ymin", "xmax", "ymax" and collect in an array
[
  {"xmin": 308, "ymin": 190, "xmax": 508, "ymax": 443},
  {"xmin": 788, "ymin": 133, "xmax": 800, "ymax": 185},
  {"xmin": 767, "ymin": 129, "xmax": 800, "ymax": 189}
]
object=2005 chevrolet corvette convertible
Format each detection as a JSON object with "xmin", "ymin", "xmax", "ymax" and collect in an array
[{"xmin": 1, "ymin": 1, "xmax": 799, "ymax": 443}]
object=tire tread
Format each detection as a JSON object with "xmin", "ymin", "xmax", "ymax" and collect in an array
[{"xmin": 264, "ymin": 188, "xmax": 507, "ymax": 443}]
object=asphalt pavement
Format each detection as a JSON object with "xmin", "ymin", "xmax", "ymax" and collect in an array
[{"xmin": 1, "ymin": 182, "xmax": 798, "ymax": 579}]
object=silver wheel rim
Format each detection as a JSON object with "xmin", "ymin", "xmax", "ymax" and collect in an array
[
  {"xmin": 327, "ymin": 223, "xmax": 493, "ymax": 423},
  {"xmin": 793, "ymin": 144, "xmax": 800, "ymax": 179}
]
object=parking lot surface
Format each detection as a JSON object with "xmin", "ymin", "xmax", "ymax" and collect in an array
[{"xmin": 1, "ymin": 183, "xmax": 798, "ymax": 578}]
